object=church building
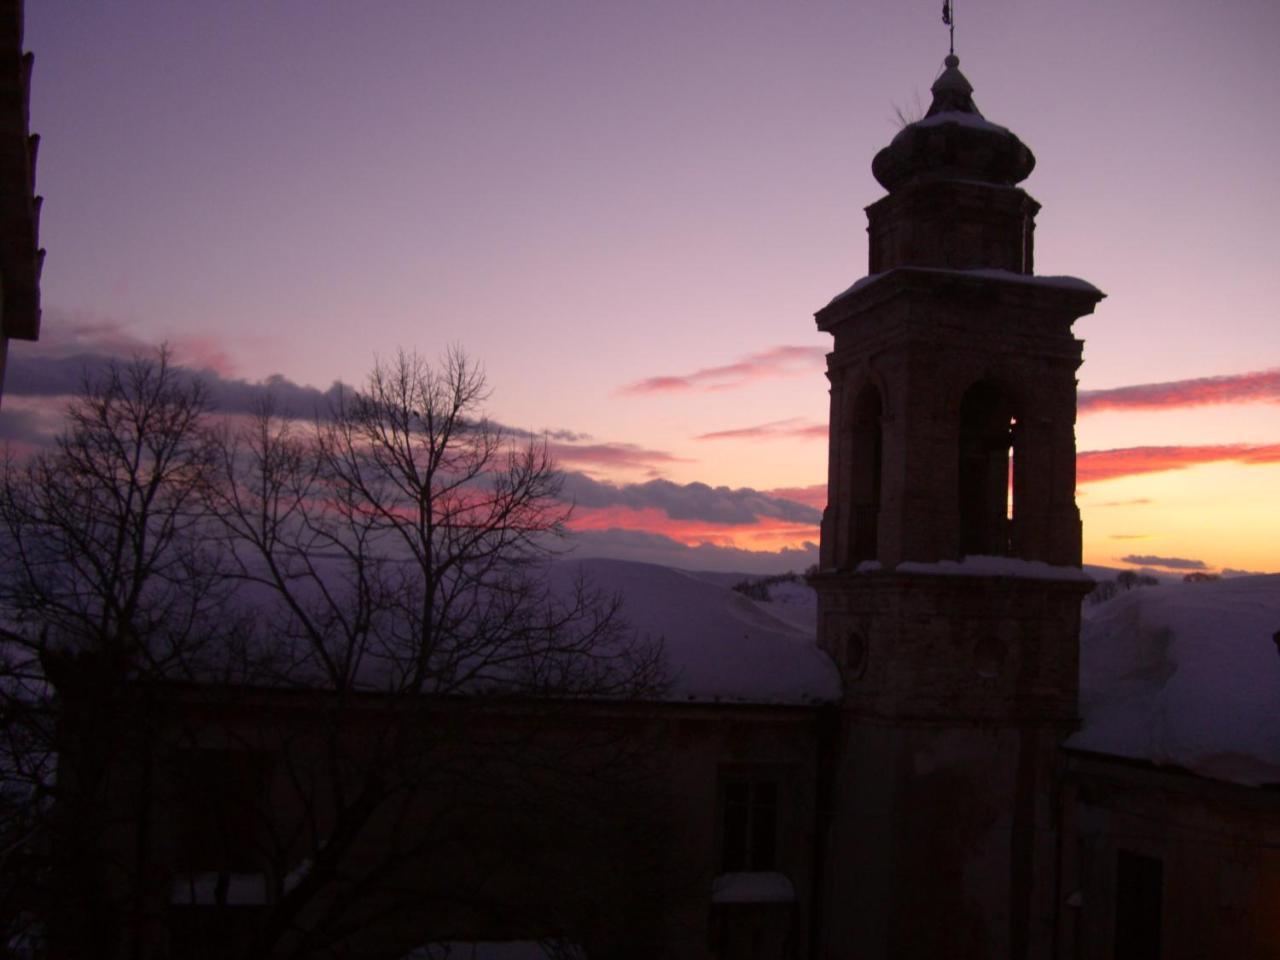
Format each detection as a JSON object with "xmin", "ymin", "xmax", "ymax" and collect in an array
[{"xmin": 41, "ymin": 51, "xmax": 1280, "ymax": 960}]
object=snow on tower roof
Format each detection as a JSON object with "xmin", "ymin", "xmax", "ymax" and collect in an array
[{"xmin": 871, "ymin": 55, "xmax": 1036, "ymax": 192}]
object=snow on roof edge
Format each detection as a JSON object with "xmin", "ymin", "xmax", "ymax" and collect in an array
[{"xmin": 826, "ymin": 266, "xmax": 1102, "ymax": 307}]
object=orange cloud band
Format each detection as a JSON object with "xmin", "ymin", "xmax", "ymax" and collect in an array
[
  {"xmin": 1076, "ymin": 443, "xmax": 1280, "ymax": 484},
  {"xmin": 1079, "ymin": 368, "xmax": 1280, "ymax": 414},
  {"xmin": 566, "ymin": 505, "xmax": 818, "ymax": 550}
]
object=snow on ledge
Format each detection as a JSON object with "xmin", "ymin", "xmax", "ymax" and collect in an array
[
  {"xmin": 894, "ymin": 556, "xmax": 1091, "ymax": 582},
  {"xmin": 828, "ymin": 266, "xmax": 1101, "ymax": 306},
  {"xmin": 910, "ymin": 110, "xmax": 1013, "ymax": 135},
  {"xmin": 711, "ymin": 871, "xmax": 796, "ymax": 904}
]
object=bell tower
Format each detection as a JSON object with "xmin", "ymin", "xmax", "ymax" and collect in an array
[{"xmin": 811, "ymin": 57, "xmax": 1103, "ymax": 958}]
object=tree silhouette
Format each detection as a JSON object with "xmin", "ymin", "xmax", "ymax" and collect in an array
[{"xmin": 0, "ymin": 349, "xmax": 669, "ymax": 960}]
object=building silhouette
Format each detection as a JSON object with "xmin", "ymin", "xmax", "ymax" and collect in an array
[{"xmin": 0, "ymin": 0, "xmax": 41, "ymax": 402}]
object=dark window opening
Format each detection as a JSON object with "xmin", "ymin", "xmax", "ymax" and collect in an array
[
  {"xmin": 721, "ymin": 778, "xmax": 778, "ymax": 872},
  {"xmin": 959, "ymin": 381, "xmax": 1016, "ymax": 556},
  {"xmin": 849, "ymin": 385, "xmax": 883, "ymax": 562},
  {"xmin": 1114, "ymin": 850, "xmax": 1163, "ymax": 960},
  {"xmin": 173, "ymin": 748, "xmax": 274, "ymax": 875}
]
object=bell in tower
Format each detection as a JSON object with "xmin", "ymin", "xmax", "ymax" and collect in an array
[{"xmin": 811, "ymin": 56, "xmax": 1104, "ymax": 958}]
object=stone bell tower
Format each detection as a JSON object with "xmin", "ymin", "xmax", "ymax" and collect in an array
[{"xmin": 811, "ymin": 57, "xmax": 1103, "ymax": 958}]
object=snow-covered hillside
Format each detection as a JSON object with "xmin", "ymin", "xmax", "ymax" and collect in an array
[{"xmin": 1069, "ymin": 574, "xmax": 1280, "ymax": 786}]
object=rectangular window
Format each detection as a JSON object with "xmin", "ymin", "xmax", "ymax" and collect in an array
[
  {"xmin": 720, "ymin": 776, "xmax": 778, "ymax": 872},
  {"xmin": 1114, "ymin": 849, "xmax": 1163, "ymax": 960}
]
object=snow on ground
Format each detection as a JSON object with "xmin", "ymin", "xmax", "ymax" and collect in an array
[
  {"xmin": 753, "ymin": 579, "xmax": 819, "ymax": 634},
  {"xmin": 402, "ymin": 943, "xmax": 584, "ymax": 960},
  {"xmin": 553, "ymin": 559, "xmax": 837, "ymax": 706},
  {"xmin": 711, "ymin": 871, "xmax": 796, "ymax": 904},
  {"xmin": 1070, "ymin": 574, "xmax": 1280, "ymax": 786}
]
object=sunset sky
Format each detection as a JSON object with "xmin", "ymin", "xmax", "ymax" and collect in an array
[{"xmin": 11, "ymin": 1, "xmax": 1279, "ymax": 575}]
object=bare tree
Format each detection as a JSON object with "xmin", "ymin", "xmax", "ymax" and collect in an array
[
  {"xmin": 1, "ymin": 348, "xmax": 669, "ymax": 960},
  {"xmin": 218, "ymin": 349, "xmax": 655, "ymax": 700},
  {"xmin": 202, "ymin": 349, "xmax": 668, "ymax": 959},
  {"xmin": 0, "ymin": 349, "xmax": 238, "ymax": 959}
]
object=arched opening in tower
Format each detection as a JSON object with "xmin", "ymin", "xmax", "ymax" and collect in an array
[
  {"xmin": 849, "ymin": 384, "xmax": 883, "ymax": 562},
  {"xmin": 958, "ymin": 381, "xmax": 1018, "ymax": 557}
]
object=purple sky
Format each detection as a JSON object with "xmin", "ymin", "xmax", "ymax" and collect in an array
[{"xmin": 15, "ymin": 1, "xmax": 1280, "ymax": 573}]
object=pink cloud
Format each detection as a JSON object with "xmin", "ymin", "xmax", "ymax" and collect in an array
[
  {"xmin": 1079, "ymin": 368, "xmax": 1280, "ymax": 414},
  {"xmin": 548, "ymin": 440, "xmax": 689, "ymax": 474},
  {"xmin": 696, "ymin": 418, "xmax": 827, "ymax": 442},
  {"xmin": 620, "ymin": 345, "xmax": 825, "ymax": 395}
]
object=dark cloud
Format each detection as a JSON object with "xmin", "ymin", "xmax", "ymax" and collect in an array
[
  {"xmin": 0, "ymin": 404, "xmax": 58, "ymax": 445},
  {"xmin": 542, "ymin": 427, "xmax": 592, "ymax": 443},
  {"xmin": 1121, "ymin": 554, "xmax": 1208, "ymax": 571},
  {"xmin": 5, "ymin": 347, "xmax": 351, "ymax": 420},
  {"xmin": 566, "ymin": 527, "xmax": 819, "ymax": 576},
  {"xmin": 489, "ymin": 422, "xmax": 592, "ymax": 444},
  {"xmin": 560, "ymin": 473, "xmax": 822, "ymax": 526},
  {"xmin": 206, "ymin": 374, "xmax": 350, "ymax": 419}
]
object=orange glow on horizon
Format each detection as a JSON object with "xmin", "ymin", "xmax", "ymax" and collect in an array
[{"xmin": 567, "ymin": 505, "xmax": 818, "ymax": 551}]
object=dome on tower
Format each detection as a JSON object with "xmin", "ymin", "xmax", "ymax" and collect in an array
[{"xmin": 871, "ymin": 55, "xmax": 1035, "ymax": 192}]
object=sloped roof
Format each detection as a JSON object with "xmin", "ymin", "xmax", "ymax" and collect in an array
[
  {"xmin": 550, "ymin": 558, "xmax": 839, "ymax": 706},
  {"xmin": 1069, "ymin": 574, "xmax": 1280, "ymax": 786}
]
